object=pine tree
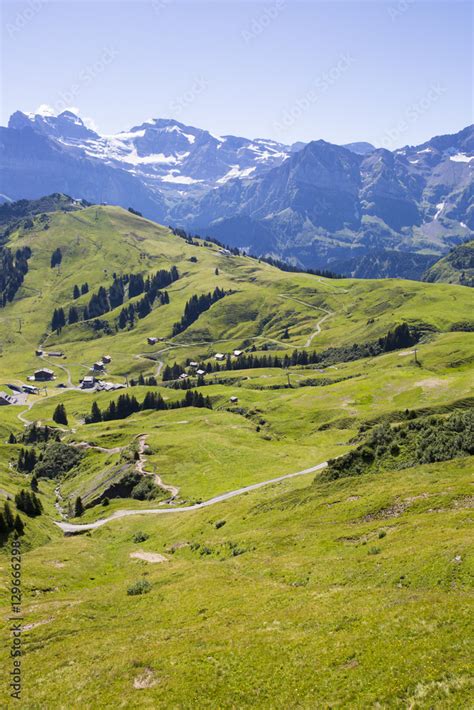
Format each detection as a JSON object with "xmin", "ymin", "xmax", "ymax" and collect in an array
[
  {"xmin": 90, "ymin": 401, "xmax": 102, "ymax": 423},
  {"xmin": 74, "ymin": 496, "xmax": 84, "ymax": 517},
  {"xmin": 8, "ymin": 432, "xmax": 16, "ymax": 444},
  {"xmin": 52, "ymin": 307, "xmax": 66, "ymax": 332},
  {"xmin": 31, "ymin": 474, "xmax": 39, "ymax": 492},
  {"xmin": 50, "ymin": 247, "xmax": 62, "ymax": 268},
  {"xmin": 13, "ymin": 514, "xmax": 25, "ymax": 536},
  {"xmin": 53, "ymin": 403, "xmax": 68, "ymax": 426},
  {"xmin": 3, "ymin": 502, "xmax": 14, "ymax": 529},
  {"xmin": 73, "ymin": 284, "xmax": 80, "ymax": 299},
  {"xmin": 68, "ymin": 306, "xmax": 79, "ymax": 324}
]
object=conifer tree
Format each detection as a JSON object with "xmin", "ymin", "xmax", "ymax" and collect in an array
[
  {"xmin": 74, "ymin": 496, "xmax": 84, "ymax": 517},
  {"xmin": 3, "ymin": 502, "xmax": 14, "ymax": 529},
  {"xmin": 53, "ymin": 403, "xmax": 68, "ymax": 426},
  {"xmin": 13, "ymin": 514, "xmax": 25, "ymax": 536}
]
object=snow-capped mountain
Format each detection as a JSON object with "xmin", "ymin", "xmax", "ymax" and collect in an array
[
  {"xmin": 7, "ymin": 110, "xmax": 292, "ymax": 195},
  {"xmin": 1, "ymin": 107, "xmax": 472, "ymax": 278}
]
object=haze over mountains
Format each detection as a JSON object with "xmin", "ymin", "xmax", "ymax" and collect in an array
[{"xmin": 1, "ymin": 108, "xmax": 472, "ymax": 278}]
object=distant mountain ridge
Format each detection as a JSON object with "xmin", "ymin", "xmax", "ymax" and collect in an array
[{"xmin": 1, "ymin": 108, "xmax": 472, "ymax": 278}]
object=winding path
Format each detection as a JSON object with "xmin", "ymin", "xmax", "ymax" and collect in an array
[
  {"xmin": 278, "ymin": 295, "xmax": 333, "ymax": 347},
  {"xmin": 135, "ymin": 434, "xmax": 180, "ymax": 498},
  {"xmin": 55, "ymin": 460, "xmax": 328, "ymax": 533}
]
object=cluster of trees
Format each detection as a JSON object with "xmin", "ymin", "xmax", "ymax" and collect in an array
[
  {"xmin": 53, "ymin": 266, "xmax": 178, "ymax": 332},
  {"xmin": 129, "ymin": 374, "xmax": 158, "ymax": 387},
  {"xmin": 0, "ymin": 246, "xmax": 32, "ymax": 307},
  {"xmin": 170, "ymin": 226, "xmax": 242, "ymax": 255},
  {"xmin": 50, "ymin": 247, "xmax": 62, "ymax": 268},
  {"xmin": 257, "ymin": 254, "xmax": 343, "ymax": 279},
  {"xmin": 166, "ymin": 375, "xmax": 206, "ymax": 390},
  {"xmin": 117, "ymin": 290, "xmax": 169, "ymax": 330},
  {"xmin": 199, "ymin": 324, "xmax": 420, "ymax": 374},
  {"xmin": 324, "ymin": 408, "xmax": 474, "ymax": 481},
  {"xmin": 15, "ymin": 489, "xmax": 43, "ymax": 517},
  {"xmin": 17, "ymin": 448, "xmax": 37, "ymax": 473},
  {"xmin": 51, "ymin": 307, "xmax": 66, "ymax": 332},
  {"xmin": 172, "ymin": 287, "xmax": 227, "ymax": 336},
  {"xmin": 162, "ymin": 362, "xmax": 186, "ymax": 381},
  {"xmin": 86, "ymin": 389, "xmax": 212, "ymax": 423},
  {"xmin": 0, "ymin": 503, "xmax": 24, "ymax": 537},
  {"xmin": 72, "ymin": 283, "xmax": 89, "ymax": 299},
  {"xmin": 381, "ymin": 323, "xmax": 418, "ymax": 352},
  {"xmin": 113, "ymin": 471, "xmax": 161, "ymax": 501},
  {"xmin": 33, "ymin": 442, "xmax": 83, "ymax": 479},
  {"xmin": 21, "ymin": 424, "xmax": 60, "ymax": 444},
  {"xmin": 18, "ymin": 441, "xmax": 81, "ymax": 479}
]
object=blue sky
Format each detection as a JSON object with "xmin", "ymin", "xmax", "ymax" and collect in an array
[{"xmin": 1, "ymin": 0, "xmax": 472, "ymax": 147}]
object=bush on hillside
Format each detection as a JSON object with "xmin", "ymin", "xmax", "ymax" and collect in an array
[
  {"xmin": 322, "ymin": 408, "xmax": 474, "ymax": 481},
  {"xmin": 127, "ymin": 579, "xmax": 151, "ymax": 596}
]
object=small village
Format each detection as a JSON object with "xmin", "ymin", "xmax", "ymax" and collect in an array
[{"xmin": 1, "ymin": 339, "xmax": 246, "ymax": 407}]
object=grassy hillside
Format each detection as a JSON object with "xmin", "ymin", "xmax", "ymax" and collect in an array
[
  {"xmin": 1, "ymin": 458, "xmax": 473, "ymax": 707},
  {"xmin": 423, "ymin": 240, "xmax": 474, "ymax": 287},
  {"xmin": 0, "ymin": 201, "xmax": 472, "ymax": 707}
]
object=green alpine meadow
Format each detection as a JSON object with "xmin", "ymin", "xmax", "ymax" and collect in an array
[{"xmin": 0, "ymin": 197, "xmax": 472, "ymax": 707}]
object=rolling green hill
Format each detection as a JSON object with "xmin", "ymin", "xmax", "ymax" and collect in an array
[
  {"xmin": 0, "ymin": 199, "xmax": 472, "ymax": 708},
  {"xmin": 423, "ymin": 239, "xmax": 474, "ymax": 287}
]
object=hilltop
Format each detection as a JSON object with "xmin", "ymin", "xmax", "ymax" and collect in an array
[
  {"xmin": 0, "ymin": 199, "xmax": 472, "ymax": 707},
  {"xmin": 423, "ymin": 239, "xmax": 474, "ymax": 287}
]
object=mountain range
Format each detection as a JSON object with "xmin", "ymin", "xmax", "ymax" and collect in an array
[{"xmin": 1, "ymin": 108, "xmax": 472, "ymax": 277}]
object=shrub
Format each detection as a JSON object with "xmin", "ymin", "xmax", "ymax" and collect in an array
[
  {"xmin": 132, "ymin": 531, "xmax": 149, "ymax": 543},
  {"xmin": 368, "ymin": 546, "xmax": 381, "ymax": 555},
  {"xmin": 131, "ymin": 477, "xmax": 160, "ymax": 501},
  {"xmin": 215, "ymin": 520, "xmax": 226, "ymax": 529},
  {"xmin": 127, "ymin": 579, "xmax": 151, "ymax": 596}
]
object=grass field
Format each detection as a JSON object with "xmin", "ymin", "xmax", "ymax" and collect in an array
[
  {"xmin": 0, "ymin": 458, "xmax": 472, "ymax": 708},
  {"xmin": 0, "ymin": 202, "xmax": 472, "ymax": 708}
]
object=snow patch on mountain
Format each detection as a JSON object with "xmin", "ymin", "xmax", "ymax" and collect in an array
[{"xmin": 449, "ymin": 153, "xmax": 473, "ymax": 163}]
